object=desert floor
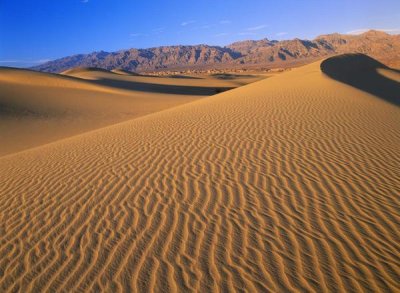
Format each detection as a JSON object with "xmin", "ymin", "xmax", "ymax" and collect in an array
[{"xmin": 0, "ymin": 54, "xmax": 399, "ymax": 292}]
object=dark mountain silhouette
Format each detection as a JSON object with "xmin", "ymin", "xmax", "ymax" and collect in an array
[{"xmin": 32, "ymin": 30, "xmax": 400, "ymax": 73}]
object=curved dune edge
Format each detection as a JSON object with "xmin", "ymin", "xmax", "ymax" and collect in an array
[
  {"xmin": 1, "ymin": 57, "xmax": 400, "ymax": 292},
  {"xmin": 320, "ymin": 53, "xmax": 400, "ymax": 106}
]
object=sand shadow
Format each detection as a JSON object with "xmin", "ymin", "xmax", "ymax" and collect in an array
[
  {"xmin": 211, "ymin": 73, "xmax": 257, "ymax": 80},
  {"xmin": 89, "ymin": 78, "xmax": 234, "ymax": 96},
  {"xmin": 166, "ymin": 75, "xmax": 203, "ymax": 80},
  {"xmin": 111, "ymin": 70, "xmax": 203, "ymax": 79},
  {"xmin": 320, "ymin": 53, "xmax": 400, "ymax": 106}
]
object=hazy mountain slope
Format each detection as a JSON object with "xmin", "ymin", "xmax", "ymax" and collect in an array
[
  {"xmin": 32, "ymin": 30, "xmax": 400, "ymax": 73},
  {"xmin": 33, "ymin": 46, "xmax": 241, "ymax": 73}
]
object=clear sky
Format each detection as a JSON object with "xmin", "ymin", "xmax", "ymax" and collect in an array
[{"xmin": 1, "ymin": 0, "xmax": 399, "ymax": 67}]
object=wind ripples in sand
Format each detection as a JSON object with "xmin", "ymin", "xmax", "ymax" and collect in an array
[{"xmin": 1, "ymin": 58, "xmax": 399, "ymax": 292}]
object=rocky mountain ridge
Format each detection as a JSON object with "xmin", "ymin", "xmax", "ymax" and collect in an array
[{"xmin": 32, "ymin": 30, "xmax": 400, "ymax": 73}]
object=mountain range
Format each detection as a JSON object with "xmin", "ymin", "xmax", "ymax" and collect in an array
[{"xmin": 33, "ymin": 30, "xmax": 400, "ymax": 73}]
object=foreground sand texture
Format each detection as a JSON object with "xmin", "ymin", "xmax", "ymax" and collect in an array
[
  {"xmin": 0, "ymin": 67, "xmax": 263, "ymax": 156},
  {"xmin": 1, "ymin": 55, "xmax": 399, "ymax": 292}
]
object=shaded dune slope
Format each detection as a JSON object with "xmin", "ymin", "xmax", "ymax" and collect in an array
[
  {"xmin": 1, "ymin": 55, "xmax": 399, "ymax": 292},
  {"xmin": 321, "ymin": 53, "xmax": 400, "ymax": 106}
]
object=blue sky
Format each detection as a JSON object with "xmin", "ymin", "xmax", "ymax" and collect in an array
[{"xmin": 1, "ymin": 0, "xmax": 399, "ymax": 67}]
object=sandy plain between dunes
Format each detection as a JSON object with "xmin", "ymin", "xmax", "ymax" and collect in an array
[{"xmin": 0, "ymin": 55, "xmax": 399, "ymax": 292}]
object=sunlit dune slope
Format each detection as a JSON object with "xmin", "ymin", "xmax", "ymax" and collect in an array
[
  {"xmin": 0, "ymin": 55, "xmax": 399, "ymax": 292},
  {"xmin": 0, "ymin": 67, "xmax": 263, "ymax": 156}
]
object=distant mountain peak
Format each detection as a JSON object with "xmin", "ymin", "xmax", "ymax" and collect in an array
[
  {"xmin": 32, "ymin": 30, "xmax": 400, "ymax": 73},
  {"xmin": 361, "ymin": 29, "xmax": 392, "ymax": 37}
]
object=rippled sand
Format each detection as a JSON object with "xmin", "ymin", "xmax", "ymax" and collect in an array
[{"xmin": 1, "ymin": 56, "xmax": 399, "ymax": 292}]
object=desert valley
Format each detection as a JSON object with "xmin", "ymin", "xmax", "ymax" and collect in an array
[{"xmin": 0, "ymin": 1, "xmax": 399, "ymax": 291}]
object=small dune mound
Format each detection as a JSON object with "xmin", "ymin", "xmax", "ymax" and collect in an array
[
  {"xmin": 321, "ymin": 53, "xmax": 400, "ymax": 106},
  {"xmin": 111, "ymin": 69, "xmax": 140, "ymax": 76},
  {"xmin": 61, "ymin": 67, "xmax": 117, "ymax": 80},
  {"xmin": 61, "ymin": 67, "xmax": 112, "ymax": 75}
]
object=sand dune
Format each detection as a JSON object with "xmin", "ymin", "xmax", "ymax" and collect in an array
[
  {"xmin": 321, "ymin": 53, "xmax": 400, "ymax": 106},
  {"xmin": 0, "ymin": 55, "xmax": 399, "ymax": 292},
  {"xmin": 0, "ymin": 67, "xmax": 263, "ymax": 156},
  {"xmin": 61, "ymin": 67, "xmax": 264, "ymax": 90},
  {"xmin": 111, "ymin": 69, "xmax": 140, "ymax": 76}
]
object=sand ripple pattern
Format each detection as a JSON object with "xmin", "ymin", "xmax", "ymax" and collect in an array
[{"xmin": 1, "ymin": 62, "xmax": 399, "ymax": 292}]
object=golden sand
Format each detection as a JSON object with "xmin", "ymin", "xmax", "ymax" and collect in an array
[{"xmin": 0, "ymin": 56, "xmax": 399, "ymax": 292}]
